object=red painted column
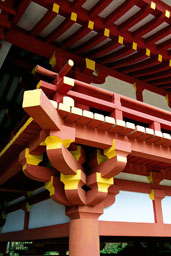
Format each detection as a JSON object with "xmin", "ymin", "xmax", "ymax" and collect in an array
[
  {"xmin": 66, "ymin": 205, "xmax": 103, "ymax": 256},
  {"xmin": 151, "ymin": 189, "xmax": 165, "ymax": 223}
]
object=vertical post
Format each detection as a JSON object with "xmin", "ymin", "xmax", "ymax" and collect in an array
[
  {"xmin": 66, "ymin": 205, "xmax": 103, "ymax": 256},
  {"xmin": 150, "ymin": 189, "xmax": 165, "ymax": 223},
  {"xmin": 69, "ymin": 218, "xmax": 100, "ymax": 256},
  {"xmin": 111, "ymin": 94, "xmax": 123, "ymax": 120}
]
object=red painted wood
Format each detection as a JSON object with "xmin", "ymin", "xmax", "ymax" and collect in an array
[
  {"xmin": 12, "ymin": 0, "xmax": 31, "ymax": 25},
  {"xmin": 0, "ymin": 223, "xmax": 69, "ymax": 241},
  {"xmin": 99, "ymin": 221, "xmax": 171, "ymax": 237},
  {"xmin": 31, "ymin": 10, "xmax": 57, "ymax": 36}
]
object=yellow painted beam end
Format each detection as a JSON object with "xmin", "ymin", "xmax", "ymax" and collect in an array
[
  {"xmin": 85, "ymin": 58, "xmax": 96, "ymax": 71},
  {"xmin": 52, "ymin": 3, "xmax": 60, "ymax": 14}
]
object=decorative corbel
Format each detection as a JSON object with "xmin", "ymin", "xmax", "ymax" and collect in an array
[
  {"xmin": 45, "ymin": 176, "xmax": 70, "ymax": 206},
  {"xmin": 45, "ymin": 136, "xmax": 83, "ymax": 175},
  {"xmin": 22, "ymin": 88, "xmax": 63, "ymax": 130},
  {"xmin": 86, "ymin": 172, "xmax": 114, "ymax": 206},
  {"xmin": 98, "ymin": 139, "xmax": 131, "ymax": 178},
  {"xmin": 60, "ymin": 169, "xmax": 86, "ymax": 205}
]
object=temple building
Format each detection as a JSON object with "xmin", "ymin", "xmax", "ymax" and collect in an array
[{"xmin": 0, "ymin": 0, "xmax": 171, "ymax": 255}]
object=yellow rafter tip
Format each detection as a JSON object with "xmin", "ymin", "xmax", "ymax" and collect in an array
[
  {"xmin": 104, "ymin": 28, "xmax": 110, "ymax": 37},
  {"xmin": 150, "ymin": 1, "xmax": 156, "ymax": 10},
  {"xmin": 118, "ymin": 35, "xmax": 124, "ymax": 44},
  {"xmin": 165, "ymin": 10, "xmax": 170, "ymax": 18},
  {"xmin": 52, "ymin": 3, "xmax": 60, "ymax": 14},
  {"xmin": 132, "ymin": 42, "xmax": 137, "ymax": 51},
  {"xmin": 36, "ymin": 81, "xmax": 41, "ymax": 89},
  {"xmin": 146, "ymin": 48, "xmax": 150, "ymax": 56},
  {"xmin": 158, "ymin": 54, "xmax": 162, "ymax": 62},
  {"xmin": 169, "ymin": 60, "xmax": 171, "ymax": 67},
  {"xmin": 70, "ymin": 12, "xmax": 77, "ymax": 22},
  {"xmin": 49, "ymin": 52, "xmax": 56, "ymax": 68},
  {"xmin": 133, "ymin": 82, "xmax": 136, "ymax": 91},
  {"xmin": 32, "ymin": 66, "xmax": 37, "ymax": 75},
  {"xmin": 165, "ymin": 94, "xmax": 169, "ymax": 104},
  {"xmin": 88, "ymin": 20, "xmax": 94, "ymax": 30},
  {"xmin": 85, "ymin": 58, "xmax": 96, "ymax": 71}
]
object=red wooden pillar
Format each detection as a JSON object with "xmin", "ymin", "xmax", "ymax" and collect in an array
[
  {"xmin": 150, "ymin": 189, "xmax": 165, "ymax": 223},
  {"xmin": 66, "ymin": 205, "xmax": 103, "ymax": 256}
]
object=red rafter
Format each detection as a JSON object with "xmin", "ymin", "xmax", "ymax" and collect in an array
[
  {"xmin": 62, "ymin": 26, "xmax": 90, "ymax": 48},
  {"xmin": 109, "ymin": 50, "xmax": 148, "ymax": 69},
  {"xmin": 145, "ymin": 25, "xmax": 171, "ymax": 45},
  {"xmin": 5, "ymin": 28, "xmax": 166, "ymax": 96},
  {"xmin": 99, "ymin": 44, "xmax": 134, "ymax": 64},
  {"xmin": 46, "ymin": 18, "xmax": 74, "ymax": 43},
  {"xmin": 131, "ymin": 63, "xmax": 170, "ymax": 78},
  {"xmin": 157, "ymin": 39, "xmax": 171, "ymax": 51},
  {"xmin": 89, "ymin": 0, "xmax": 114, "ymax": 17},
  {"xmin": 88, "ymin": 38, "xmax": 120, "ymax": 59},
  {"xmin": 0, "ymin": 2, "xmax": 16, "ymax": 15},
  {"xmin": 105, "ymin": 0, "xmax": 138, "ymax": 25},
  {"xmin": 132, "ymin": 13, "xmax": 168, "ymax": 38},
  {"xmin": 30, "ymin": 9, "xmax": 57, "ymax": 36},
  {"xmin": 121, "ymin": 57, "xmax": 161, "ymax": 73},
  {"xmin": 12, "ymin": 0, "xmax": 32, "ymax": 25},
  {"xmin": 74, "ymin": 32, "xmax": 107, "ymax": 54},
  {"xmin": 73, "ymin": 0, "xmax": 87, "ymax": 9}
]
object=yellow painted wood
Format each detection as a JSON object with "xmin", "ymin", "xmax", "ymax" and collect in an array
[
  {"xmin": 85, "ymin": 58, "xmax": 96, "ymax": 71},
  {"xmin": 45, "ymin": 136, "xmax": 73, "ymax": 150},
  {"xmin": 96, "ymin": 172, "xmax": 113, "ymax": 192},
  {"xmin": 104, "ymin": 139, "xmax": 116, "ymax": 159},
  {"xmin": 150, "ymin": 1, "xmax": 156, "ymax": 10},
  {"xmin": 104, "ymin": 28, "xmax": 110, "ymax": 37},
  {"xmin": 60, "ymin": 169, "xmax": 81, "ymax": 190},
  {"xmin": 45, "ymin": 176, "xmax": 55, "ymax": 196},
  {"xmin": 71, "ymin": 145, "xmax": 81, "ymax": 161},
  {"xmin": 118, "ymin": 35, "xmax": 124, "ymax": 44},
  {"xmin": 165, "ymin": 10, "xmax": 170, "ymax": 18},
  {"xmin": 149, "ymin": 189, "xmax": 154, "ymax": 200},
  {"xmin": 97, "ymin": 149, "xmax": 108, "ymax": 165},
  {"xmin": 158, "ymin": 54, "xmax": 162, "ymax": 62},
  {"xmin": 70, "ymin": 12, "xmax": 77, "ymax": 22},
  {"xmin": 52, "ymin": 3, "xmax": 60, "ymax": 14},
  {"xmin": 49, "ymin": 52, "xmax": 56, "ymax": 68},
  {"xmin": 88, "ymin": 20, "xmax": 94, "ymax": 30},
  {"xmin": 0, "ymin": 117, "xmax": 33, "ymax": 157},
  {"xmin": 132, "ymin": 42, "xmax": 137, "ymax": 51},
  {"xmin": 22, "ymin": 89, "xmax": 42, "ymax": 108},
  {"xmin": 146, "ymin": 48, "xmax": 150, "ymax": 56},
  {"xmin": 25, "ymin": 148, "xmax": 43, "ymax": 165}
]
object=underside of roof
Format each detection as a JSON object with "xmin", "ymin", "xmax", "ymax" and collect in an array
[{"xmin": 0, "ymin": 0, "xmax": 171, "ymax": 148}]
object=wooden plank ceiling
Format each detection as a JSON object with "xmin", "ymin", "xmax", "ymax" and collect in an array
[{"xmin": 0, "ymin": 0, "xmax": 170, "ymax": 148}]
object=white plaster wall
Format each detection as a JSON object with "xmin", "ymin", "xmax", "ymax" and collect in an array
[
  {"xmin": 99, "ymin": 191, "xmax": 154, "ymax": 223},
  {"xmin": 162, "ymin": 196, "xmax": 171, "ymax": 224},
  {"xmin": 28, "ymin": 199, "xmax": 69, "ymax": 229},
  {"xmin": 93, "ymin": 76, "xmax": 136, "ymax": 100},
  {"xmin": 1, "ymin": 210, "xmax": 24, "ymax": 233},
  {"xmin": 93, "ymin": 76, "xmax": 170, "ymax": 112}
]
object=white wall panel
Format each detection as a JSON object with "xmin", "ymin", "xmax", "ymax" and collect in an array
[
  {"xmin": 99, "ymin": 191, "xmax": 154, "ymax": 223},
  {"xmin": 1, "ymin": 210, "xmax": 24, "ymax": 233},
  {"xmin": 162, "ymin": 196, "xmax": 171, "ymax": 224},
  {"xmin": 28, "ymin": 199, "xmax": 69, "ymax": 229}
]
